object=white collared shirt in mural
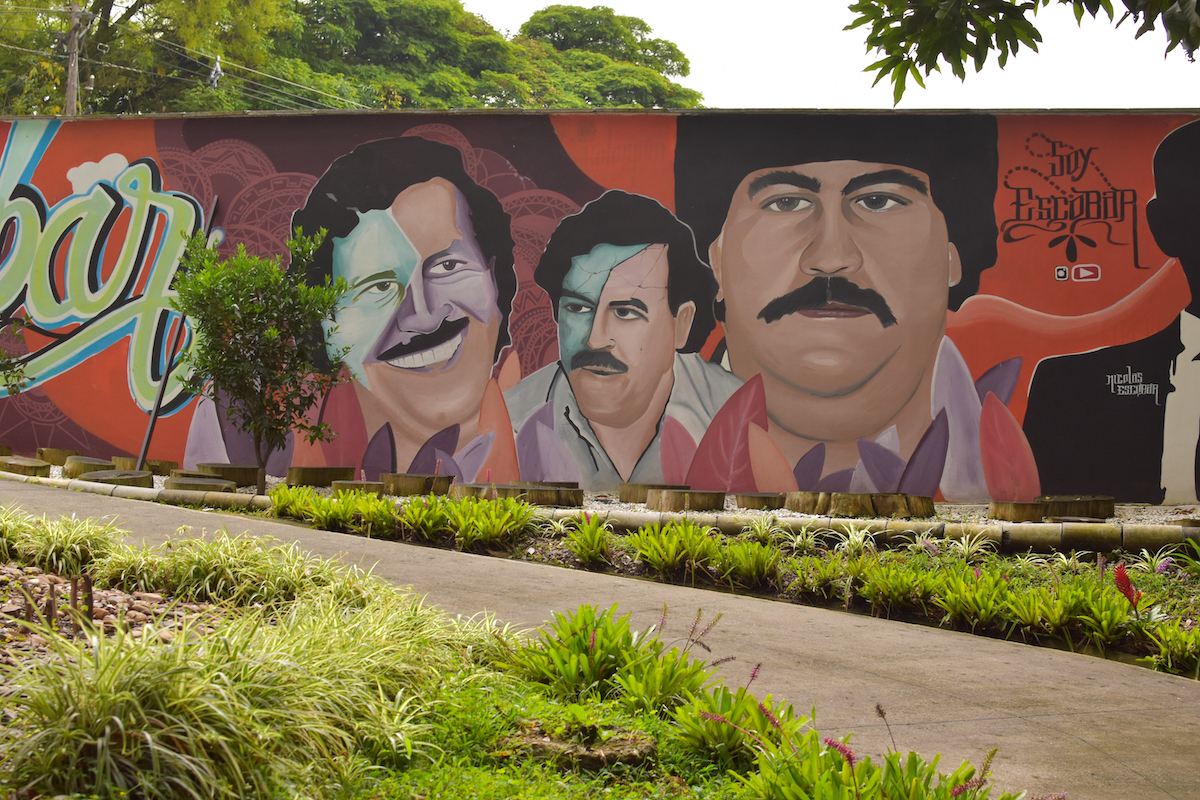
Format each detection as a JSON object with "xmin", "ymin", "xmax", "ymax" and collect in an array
[
  {"xmin": 1161, "ymin": 310, "xmax": 1200, "ymax": 504},
  {"xmin": 504, "ymin": 353, "xmax": 742, "ymax": 491}
]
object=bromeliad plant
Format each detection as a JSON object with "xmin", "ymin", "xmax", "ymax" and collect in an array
[{"xmin": 564, "ymin": 512, "xmax": 613, "ymax": 567}]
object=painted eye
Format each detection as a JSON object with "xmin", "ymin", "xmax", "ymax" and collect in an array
[
  {"xmin": 428, "ymin": 259, "xmax": 467, "ymax": 276},
  {"xmin": 854, "ymin": 193, "xmax": 907, "ymax": 212},
  {"xmin": 563, "ymin": 301, "xmax": 593, "ymax": 315},
  {"xmin": 612, "ymin": 307, "xmax": 646, "ymax": 321},
  {"xmin": 762, "ymin": 196, "xmax": 814, "ymax": 213},
  {"xmin": 364, "ymin": 281, "xmax": 394, "ymax": 294}
]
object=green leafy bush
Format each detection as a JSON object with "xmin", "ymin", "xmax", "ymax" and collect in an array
[{"xmin": 564, "ymin": 513, "xmax": 613, "ymax": 567}]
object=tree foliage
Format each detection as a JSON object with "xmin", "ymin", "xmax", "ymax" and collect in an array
[
  {"xmin": 170, "ymin": 232, "xmax": 348, "ymax": 486},
  {"xmin": 0, "ymin": 0, "xmax": 700, "ymax": 114},
  {"xmin": 850, "ymin": 0, "xmax": 1200, "ymax": 103}
]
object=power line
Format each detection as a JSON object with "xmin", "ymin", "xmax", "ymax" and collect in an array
[{"xmin": 142, "ymin": 32, "xmax": 368, "ymax": 108}]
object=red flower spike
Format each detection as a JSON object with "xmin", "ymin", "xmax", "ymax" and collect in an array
[{"xmin": 1113, "ymin": 562, "xmax": 1142, "ymax": 612}]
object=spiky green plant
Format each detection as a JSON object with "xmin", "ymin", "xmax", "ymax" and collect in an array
[{"xmin": 19, "ymin": 514, "xmax": 123, "ymax": 576}]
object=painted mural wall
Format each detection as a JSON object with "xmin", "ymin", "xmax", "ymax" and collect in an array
[{"xmin": 0, "ymin": 111, "xmax": 1196, "ymax": 503}]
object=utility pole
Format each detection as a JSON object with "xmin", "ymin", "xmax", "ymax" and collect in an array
[{"xmin": 64, "ymin": 3, "xmax": 80, "ymax": 117}]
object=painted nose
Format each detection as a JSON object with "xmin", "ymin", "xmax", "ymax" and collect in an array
[
  {"xmin": 798, "ymin": 208, "xmax": 863, "ymax": 277},
  {"xmin": 392, "ymin": 278, "xmax": 451, "ymax": 334},
  {"xmin": 585, "ymin": 314, "xmax": 615, "ymax": 351}
]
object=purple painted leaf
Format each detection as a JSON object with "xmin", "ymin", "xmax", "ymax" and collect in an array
[
  {"xmin": 849, "ymin": 461, "xmax": 878, "ymax": 493},
  {"xmin": 874, "ymin": 426, "xmax": 900, "ymax": 454},
  {"xmin": 898, "ymin": 409, "xmax": 949, "ymax": 498},
  {"xmin": 857, "ymin": 438, "xmax": 906, "ymax": 493},
  {"xmin": 515, "ymin": 402, "xmax": 581, "ymax": 483},
  {"xmin": 433, "ymin": 449, "xmax": 463, "ymax": 481},
  {"xmin": 661, "ymin": 415, "xmax": 697, "ymax": 486},
  {"xmin": 456, "ymin": 432, "xmax": 495, "ymax": 483},
  {"xmin": 931, "ymin": 337, "xmax": 988, "ymax": 502},
  {"xmin": 362, "ymin": 423, "xmax": 395, "ymax": 482},
  {"xmin": 815, "ymin": 467, "xmax": 854, "ymax": 493},
  {"xmin": 793, "ymin": 444, "xmax": 825, "ymax": 491},
  {"xmin": 974, "ymin": 357, "xmax": 1023, "ymax": 406},
  {"xmin": 408, "ymin": 425, "xmax": 460, "ymax": 474},
  {"xmin": 686, "ymin": 375, "xmax": 768, "ymax": 492}
]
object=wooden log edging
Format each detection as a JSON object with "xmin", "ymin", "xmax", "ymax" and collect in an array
[
  {"xmin": 0, "ymin": 467, "xmax": 1196, "ymax": 552},
  {"xmin": 0, "ymin": 469, "xmax": 271, "ymax": 512},
  {"xmin": 533, "ymin": 506, "xmax": 1200, "ymax": 553}
]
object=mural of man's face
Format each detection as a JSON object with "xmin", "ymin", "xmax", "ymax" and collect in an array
[
  {"xmin": 327, "ymin": 177, "xmax": 501, "ymax": 432},
  {"xmin": 710, "ymin": 160, "xmax": 961, "ymax": 442},
  {"xmin": 558, "ymin": 243, "xmax": 695, "ymax": 429}
]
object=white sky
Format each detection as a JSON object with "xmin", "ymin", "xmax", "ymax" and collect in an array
[{"xmin": 465, "ymin": 1, "xmax": 1200, "ymax": 109}]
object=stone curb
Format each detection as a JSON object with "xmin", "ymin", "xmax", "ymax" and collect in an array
[
  {"xmin": 0, "ymin": 470, "xmax": 272, "ymax": 513},
  {"xmin": 3, "ymin": 468, "xmax": 1198, "ymax": 553}
]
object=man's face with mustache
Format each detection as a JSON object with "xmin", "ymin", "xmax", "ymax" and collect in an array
[
  {"xmin": 558, "ymin": 243, "xmax": 694, "ymax": 429},
  {"xmin": 709, "ymin": 160, "xmax": 962, "ymax": 443},
  {"xmin": 327, "ymin": 178, "xmax": 500, "ymax": 433}
]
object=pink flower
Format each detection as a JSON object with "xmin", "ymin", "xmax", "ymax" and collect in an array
[
  {"xmin": 1113, "ymin": 562, "xmax": 1142, "ymax": 612},
  {"xmin": 700, "ymin": 711, "xmax": 729, "ymax": 724},
  {"xmin": 951, "ymin": 776, "xmax": 986, "ymax": 797},
  {"xmin": 747, "ymin": 662, "xmax": 761, "ymax": 688},
  {"xmin": 759, "ymin": 702, "xmax": 781, "ymax": 730},
  {"xmin": 823, "ymin": 737, "xmax": 857, "ymax": 769}
]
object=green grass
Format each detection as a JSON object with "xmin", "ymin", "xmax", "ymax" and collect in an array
[{"xmin": 0, "ymin": 514, "xmax": 1027, "ymax": 800}]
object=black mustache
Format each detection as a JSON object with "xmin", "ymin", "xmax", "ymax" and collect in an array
[
  {"xmin": 570, "ymin": 349, "xmax": 628, "ymax": 374},
  {"xmin": 375, "ymin": 316, "xmax": 470, "ymax": 361},
  {"xmin": 757, "ymin": 277, "xmax": 897, "ymax": 328}
]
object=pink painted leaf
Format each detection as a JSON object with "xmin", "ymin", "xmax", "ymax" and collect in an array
[
  {"xmin": 974, "ymin": 357, "xmax": 1023, "ymax": 406},
  {"xmin": 749, "ymin": 423, "xmax": 799, "ymax": 493},
  {"xmin": 477, "ymin": 378, "xmax": 520, "ymax": 484},
  {"xmin": 898, "ymin": 410, "xmax": 948, "ymax": 498},
  {"xmin": 857, "ymin": 438, "xmax": 906, "ymax": 493},
  {"xmin": 408, "ymin": 425, "xmax": 459, "ymax": 474},
  {"xmin": 661, "ymin": 415, "xmax": 697, "ymax": 486},
  {"xmin": 793, "ymin": 444, "xmax": 825, "ymax": 491},
  {"xmin": 979, "ymin": 391, "xmax": 1041, "ymax": 502},
  {"xmin": 685, "ymin": 375, "xmax": 768, "ymax": 492}
]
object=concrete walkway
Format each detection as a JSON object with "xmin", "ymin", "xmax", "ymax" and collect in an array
[{"xmin": 2, "ymin": 480, "xmax": 1197, "ymax": 800}]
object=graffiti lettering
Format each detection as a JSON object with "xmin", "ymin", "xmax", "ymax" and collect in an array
[
  {"xmin": 1006, "ymin": 186, "xmax": 1137, "ymax": 225},
  {"xmin": 1106, "ymin": 368, "xmax": 1159, "ymax": 403},
  {"xmin": 0, "ymin": 121, "xmax": 200, "ymax": 412},
  {"xmin": 1045, "ymin": 139, "xmax": 1097, "ymax": 182}
]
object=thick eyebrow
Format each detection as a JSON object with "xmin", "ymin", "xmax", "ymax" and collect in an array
[
  {"xmin": 748, "ymin": 170, "xmax": 821, "ymax": 198},
  {"xmin": 609, "ymin": 298, "xmax": 649, "ymax": 313},
  {"xmin": 350, "ymin": 270, "xmax": 398, "ymax": 290},
  {"xmin": 842, "ymin": 169, "xmax": 928, "ymax": 196},
  {"xmin": 559, "ymin": 290, "xmax": 596, "ymax": 307}
]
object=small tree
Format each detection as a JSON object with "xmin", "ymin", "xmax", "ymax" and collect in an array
[
  {"xmin": 171, "ymin": 231, "xmax": 347, "ymax": 494},
  {"xmin": 0, "ymin": 318, "xmax": 28, "ymax": 397}
]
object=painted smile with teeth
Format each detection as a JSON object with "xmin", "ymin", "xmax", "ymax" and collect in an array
[{"xmin": 374, "ymin": 317, "xmax": 470, "ymax": 370}]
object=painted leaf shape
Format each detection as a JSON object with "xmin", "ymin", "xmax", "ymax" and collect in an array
[
  {"xmin": 407, "ymin": 425, "xmax": 460, "ymax": 474},
  {"xmin": 497, "ymin": 350, "xmax": 522, "ymax": 392},
  {"xmin": 849, "ymin": 461, "xmax": 878, "ymax": 493},
  {"xmin": 749, "ymin": 423, "xmax": 799, "ymax": 493},
  {"xmin": 515, "ymin": 402, "xmax": 581, "ymax": 483},
  {"xmin": 979, "ymin": 391, "xmax": 1041, "ymax": 502},
  {"xmin": 857, "ymin": 438, "xmax": 906, "ymax": 493},
  {"xmin": 456, "ymin": 432, "xmax": 495, "ymax": 483},
  {"xmin": 362, "ymin": 422, "xmax": 395, "ymax": 482},
  {"xmin": 974, "ymin": 357, "xmax": 1023, "ymax": 406},
  {"xmin": 661, "ymin": 415, "xmax": 697, "ymax": 486},
  {"xmin": 874, "ymin": 425, "xmax": 900, "ymax": 454},
  {"xmin": 898, "ymin": 409, "xmax": 948, "ymax": 498},
  {"xmin": 685, "ymin": 374, "xmax": 768, "ymax": 493},
  {"xmin": 476, "ymin": 378, "xmax": 520, "ymax": 484},
  {"xmin": 815, "ymin": 467, "xmax": 854, "ymax": 493},
  {"xmin": 793, "ymin": 444, "xmax": 825, "ymax": 491},
  {"xmin": 433, "ymin": 448, "xmax": 463, "ymax": 481},
  {"xmin": 931, "ymin": 337, "xmax": 988, "ymax": 502}
]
